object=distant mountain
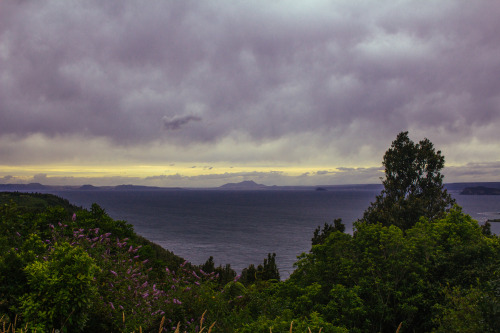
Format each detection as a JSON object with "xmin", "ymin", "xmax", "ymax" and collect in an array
[
  {"xmin": 219, "ymin": 180, "xmax": 268, "ymax": 190},
  {"xmin": 0, "ymin": 183, "xmax": 49, "ymax": 191}
]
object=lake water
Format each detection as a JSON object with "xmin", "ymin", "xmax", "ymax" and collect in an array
[{"xmin": 46, "ymin": 188, "xmax": 500, "ymax": 278}]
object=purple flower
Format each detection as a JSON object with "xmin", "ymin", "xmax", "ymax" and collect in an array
[
  {"xmin": 109, "ymin": 302, "xmax": 115, "ymax": 310},
  {"xmin": 110, "ymin": 270, "xmax": 118, "ymax": 276},
  {"xmin": 72, "ymin": 213, "xmax": 77, "ymax": 221}
]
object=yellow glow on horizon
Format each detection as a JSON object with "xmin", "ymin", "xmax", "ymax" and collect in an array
[{"xmin": 0, "ymin": 163, "xmax": 378, "ymax": 180}]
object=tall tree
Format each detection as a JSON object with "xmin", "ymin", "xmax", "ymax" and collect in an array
[{"xmin": 362, "ymin": 131, "xmax": 455, "ymax": 230}]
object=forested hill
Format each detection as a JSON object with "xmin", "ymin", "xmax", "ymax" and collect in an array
[{"xmin": 0, "ymin": 191, "xmax": 79, "ymax": 212}]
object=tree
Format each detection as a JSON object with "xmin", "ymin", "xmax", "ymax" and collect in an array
[
  {"xmin": 362, "ymin": 131, "xmax": 455, "ymax": 230},
  {"xmin": 312, "ymin": 219, "xmax": 345, "ymax": 246},
  {"xmin": 20, "ymin": 241, "xmax": 99, "ymax": 332}
]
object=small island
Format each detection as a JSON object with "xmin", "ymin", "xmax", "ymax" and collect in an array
[{"xmin": 460, "ymin": 186, "xmax": 500, "ymax": 195}]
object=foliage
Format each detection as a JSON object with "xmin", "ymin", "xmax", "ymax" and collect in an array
[
  {"xmin": 0, "ymin": 194, "xmax": 219, "ymax": 332},
  {"xmin": 362, "ymin": 131, "xmax": 455, "ymax": 230},
  {"xmin": 285, "ymin": 207, "xmax": 500, "ymax": 332},
  {"xmin": 312, "ymin": 219, "xmax": 345, "ymax": 245},
  {"xmin": 241, "ymin": 253, "xmax": 280, "ymax": 285},
  {"xmin": 20, "ymin": 241, "xmax": 98, "ymax": 332}
]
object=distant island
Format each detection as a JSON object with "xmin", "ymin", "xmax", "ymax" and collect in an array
[
  {"xmin": 2, "ymin": 182, "xmax": 500, "ymax": 193},
  {"xmin": 460, "ymin": 186, "xmax": 500, "ymax": 195},
  {"xmin": 218, "ymin": 180, "xmax": 269, "ymax": 190}
]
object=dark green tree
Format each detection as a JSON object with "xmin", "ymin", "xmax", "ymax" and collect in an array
[
  {"xmin": 362, "ymin": 131, "xmax": 455, "ymax": 230},
  {"xmin": 257, "ymin": 253, "xmax": 280, "ymax": 281},
  {"xmin": 312, "ymin": 218, "xmax": 345, "ymax": 245}
]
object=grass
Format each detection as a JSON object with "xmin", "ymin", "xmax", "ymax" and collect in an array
[{"xmin": 0, "ymin": 313, "xmax": 331, "ymax": 333}]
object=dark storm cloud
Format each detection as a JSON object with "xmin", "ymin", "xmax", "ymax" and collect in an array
[
  {"xmin": 1, "ymin": 0, "xmax": 499, "ymax": 163},
  {"xmin": 163, "ymin": 115, "xmax": 202, "ymax": 131}
]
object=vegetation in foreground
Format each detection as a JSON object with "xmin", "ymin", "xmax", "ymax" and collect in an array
[{"xmin": 1, "ymin": 132, "xmax": 500, "ymax": 332}]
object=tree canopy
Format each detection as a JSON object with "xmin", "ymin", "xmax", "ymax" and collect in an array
[{"xmin": 362, "ymin": 131, "xmax": 455, "ymax": 230}]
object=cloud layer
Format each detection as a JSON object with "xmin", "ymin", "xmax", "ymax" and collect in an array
[{"xmin": 1, "ymin": 0, "xmax": 499, "ymax": 185}]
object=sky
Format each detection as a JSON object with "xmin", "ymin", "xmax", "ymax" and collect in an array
[{"xmin": 1, "ymin": 0, "xmax": 499, "ymax": 187}]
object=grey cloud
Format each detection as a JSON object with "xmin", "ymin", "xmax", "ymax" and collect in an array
[
  {"xmin": 0, "ymin": 0, "xmax": 499, "ymax": 166},
  {"xmin": 163, "ymin": 115, "xmax": 202, "ymax": 131}
]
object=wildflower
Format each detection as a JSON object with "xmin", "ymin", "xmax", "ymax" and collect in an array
[
  {"xmin": 110, "ymin": 270, "xmax": 118, "ymax": 276},
  {"xmin": 109, "ymin": 302, "xmax": 115, "ymax": 310},
  {"xmin": 15, "ymin": 232, "xmax": 21, "ymax": 237},
  {"xmin": 181, "ymin": 260, "xmax": 188, "ymax": 267},
  {"xmin": 72, "ymin": 213, "xmax": 76, "ymax": 221}
]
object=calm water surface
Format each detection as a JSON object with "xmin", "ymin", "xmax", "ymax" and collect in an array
[{"xmin": 49, "ymin": 189, "xmax": 500, "ymax": 278}]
